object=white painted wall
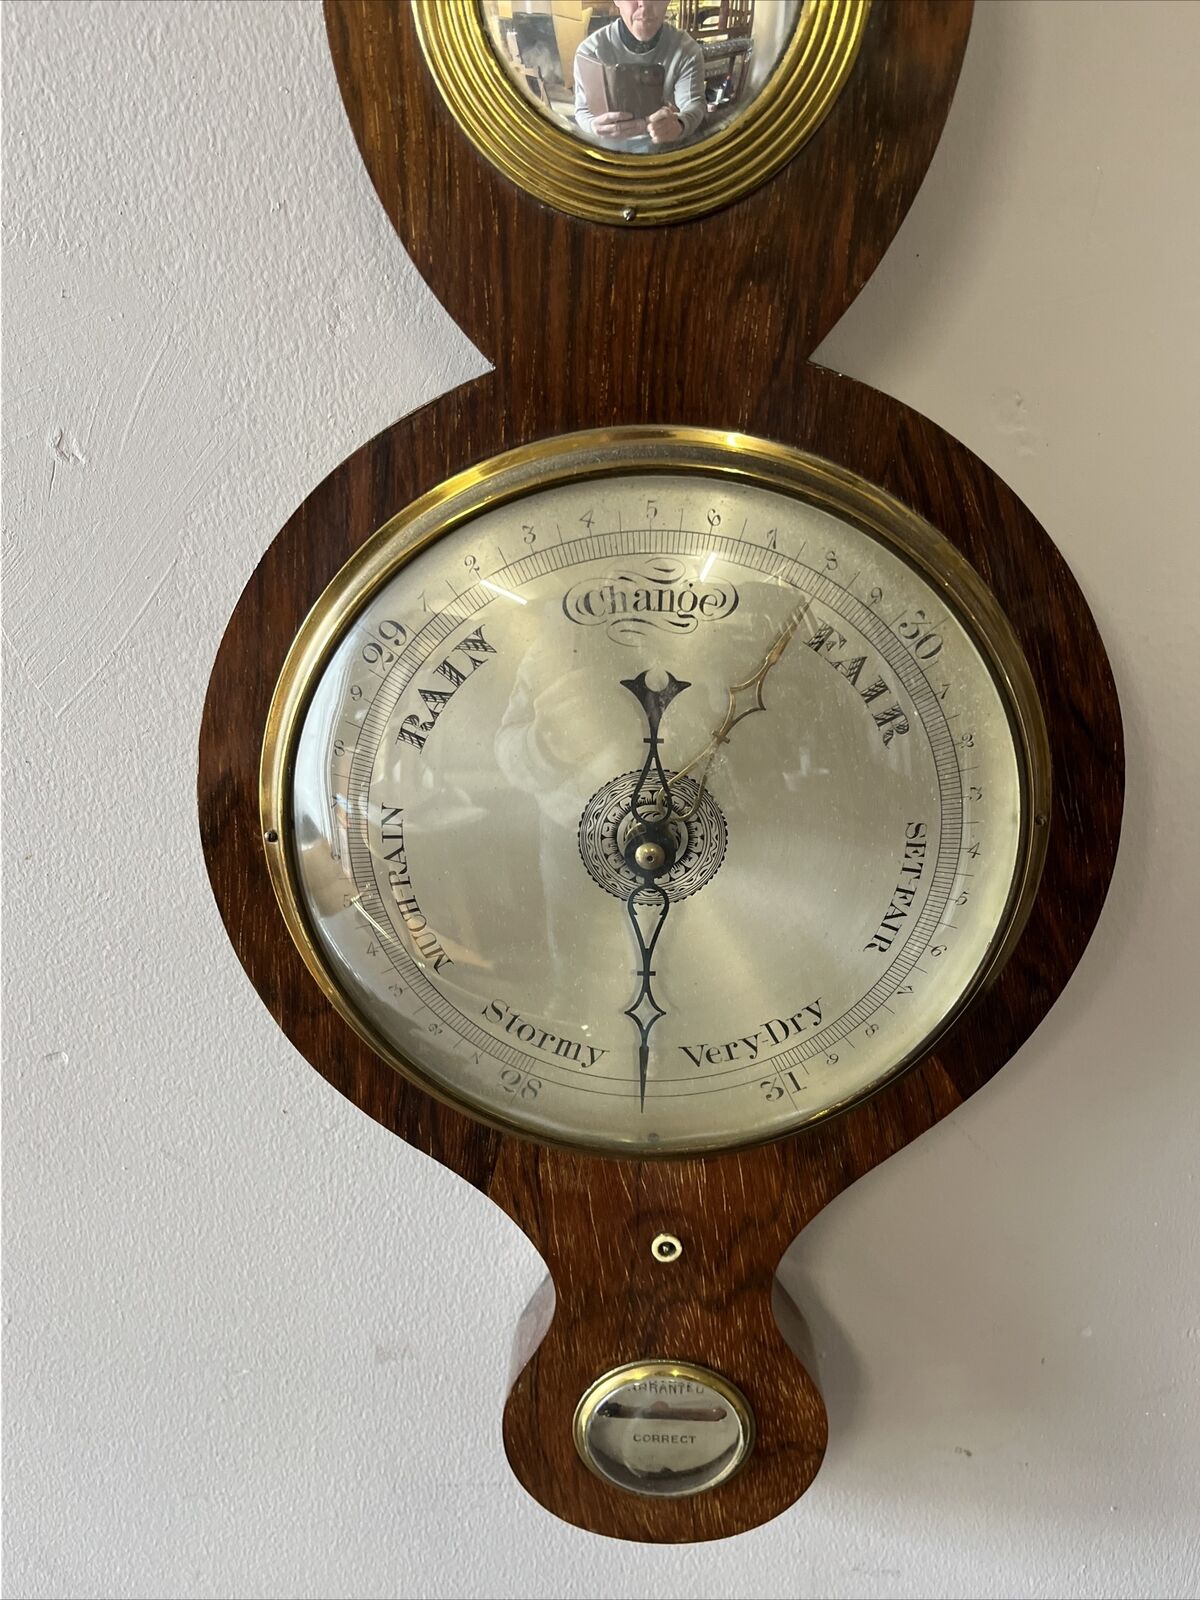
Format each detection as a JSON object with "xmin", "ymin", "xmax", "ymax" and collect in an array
[{"xmin": 4, "ymin": 2, "xmax": 1198, "ymax": 1596}]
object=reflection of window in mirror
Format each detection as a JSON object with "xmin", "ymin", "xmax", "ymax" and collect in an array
[{"xmin": 479, "ymin": 1, "xmax": 806, "ymax": 154}]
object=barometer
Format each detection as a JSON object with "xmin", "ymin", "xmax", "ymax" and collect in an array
[
  {"xmin": 201, "ymin": 0, "xmax": 1122, "ymax": 1544},
  {"xmin": 262, "ymin": 433, "xmax": 1047, "ymax": 1159}
]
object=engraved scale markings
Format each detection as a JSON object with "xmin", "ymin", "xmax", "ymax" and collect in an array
[
  {"xmin": 337, "ymin": 527, "xmax": 965, "ymax": 1091},
  {"xmin": 283, "ymin": 463, "xmax": 1029, "ymax": 1154}
]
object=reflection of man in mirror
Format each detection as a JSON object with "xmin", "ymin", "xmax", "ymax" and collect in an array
[{"xmin": 574, "ymin": 1, "xmax": 706, "ymax": 153}]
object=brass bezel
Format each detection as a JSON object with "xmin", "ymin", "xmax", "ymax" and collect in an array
[
  {"xmin": 572, "ymin": 1359, "xmax": 755, "ymax": 1497},
  {"xmin": 413, "ymin": 0, "xmax": 870, "ymax": 226},
  {"xmin": 259, "ymin": 425, "xmax": 1052, "ymax": 1160}
]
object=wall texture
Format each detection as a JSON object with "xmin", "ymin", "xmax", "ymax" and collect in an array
[{"xmin": 3, "ymin": 3, "xmax": 1198, "ymax": 1597}]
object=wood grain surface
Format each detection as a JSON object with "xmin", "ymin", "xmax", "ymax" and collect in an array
[
  {"xmin": 324, "ymin": 0, "xmax": 973, "ymax": 387},
  {"xmin": 198, "ymin": 0, "xmax": 1124, "ymax": 1542}
]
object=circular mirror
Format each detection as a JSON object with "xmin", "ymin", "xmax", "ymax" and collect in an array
[{"xmin": 479, "ymin": 0, "xmax": 805, "ymax": 154}]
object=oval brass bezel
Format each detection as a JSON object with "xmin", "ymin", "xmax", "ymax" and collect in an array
[
  {"xmin": 259, "ymin": 425, "xmax": 1052, "ymax": 1160},
  {"xmin": 413, "ymin": 0, "xmax": 871, "ymax": 226}
]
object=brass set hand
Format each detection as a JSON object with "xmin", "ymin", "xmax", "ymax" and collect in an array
[{"xmin": 660, "ymin": 593, "xmax": 813, "ymax": 820}]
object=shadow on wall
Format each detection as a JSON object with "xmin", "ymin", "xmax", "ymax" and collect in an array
[
  {"xmin": 774, "ymin": 713, "xmax": 1145, "ymax": 1531},
  {"xmin": 813, "ymin": 0, "xmax": 1027, "ymax": 375}
]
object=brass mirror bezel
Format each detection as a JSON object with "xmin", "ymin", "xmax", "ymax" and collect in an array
[{"xmin": 414, "ymin": 0, "xmax": 870, "ymax": 226}]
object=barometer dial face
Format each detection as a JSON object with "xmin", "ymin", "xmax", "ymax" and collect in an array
[{"xmin": 265, "ymin": 436, "xmax": 1047, "ymax": 1156}]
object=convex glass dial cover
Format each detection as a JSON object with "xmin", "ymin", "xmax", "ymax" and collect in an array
[{"xmin": 262, "ymin": 430, "xmax": 1049, "ymax": 1155}]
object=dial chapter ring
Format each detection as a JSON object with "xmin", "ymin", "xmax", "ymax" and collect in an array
[{"xmin": 257, "ymin": 426, "xmax": 1050, "ymax": 1159}]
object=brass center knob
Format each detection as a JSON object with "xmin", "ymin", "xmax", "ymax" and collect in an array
[{"xmin": 634, "ymin": 841, "xmax": 667, "ymax": 873}]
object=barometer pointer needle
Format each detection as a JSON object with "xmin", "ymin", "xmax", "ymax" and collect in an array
[
  {"xmin": 623, "ymin": 669, "xmax": 690, "ymax": 826},
  {"xmin": 620, "ymin": 671, "xmax": 690, "ymax": 1110},
  {"xmin": 624, "ymin": 882, "xmax": 670, "ymax": 1113},
  {"xmin": 615, "ymin": 600, "xmax": 813, "ymax": 1106}
]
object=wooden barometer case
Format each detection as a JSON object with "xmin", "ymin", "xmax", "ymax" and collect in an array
[{"xmin": 199, "ymin": 0, "xmax": 1123, "ymax": 1543}]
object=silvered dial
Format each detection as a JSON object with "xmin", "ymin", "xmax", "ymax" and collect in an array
[{"xmin": 269, "ymin": 438, "xmax": 1045, "ymax": 1155}]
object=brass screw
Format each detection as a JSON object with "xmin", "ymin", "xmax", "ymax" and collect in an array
[
  {"xmin": 651, "ymin": 1233, "xmax": 682, "ymax": 1263},
  {"xmin": 635, "ymin": 842, "xmax": 666, "ymax": 872}
]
